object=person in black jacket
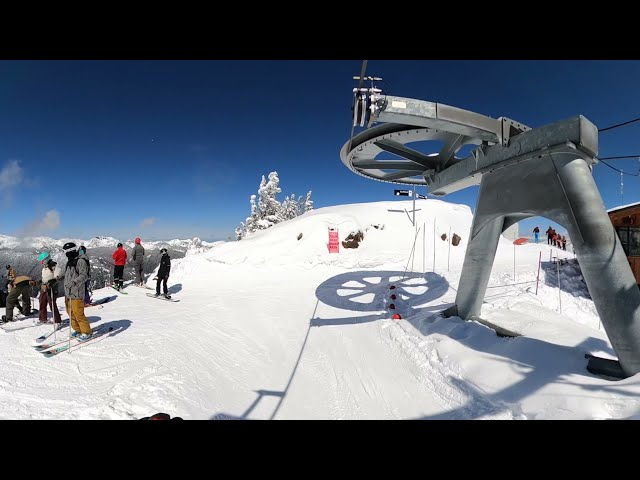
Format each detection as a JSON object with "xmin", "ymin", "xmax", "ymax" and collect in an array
[{"xmin": 155, "ymin": 248, "xmax": 171, "ymax": 299}]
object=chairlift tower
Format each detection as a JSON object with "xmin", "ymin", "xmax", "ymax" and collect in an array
[{"xmin": 341, "ymin": 75, "xmax": 640, "ymax": 378}]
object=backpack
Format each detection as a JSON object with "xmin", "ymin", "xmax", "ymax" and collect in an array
[{"xmin": 67, "ymin": 257, "xmax": 91, "ymax": 279}]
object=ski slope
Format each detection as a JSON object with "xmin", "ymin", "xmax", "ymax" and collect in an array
[{"xmin": 1, "ymin": 199, "xmax": 639, "ymax": 420}]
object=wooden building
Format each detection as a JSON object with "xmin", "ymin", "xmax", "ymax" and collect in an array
[{"xmin": 608, "ymin": 202, "xmax": 640, "ymax": 285}]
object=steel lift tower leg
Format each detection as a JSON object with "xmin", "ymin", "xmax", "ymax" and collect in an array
[{"xmin": 448, "ymin": 153, "xmax": 640, "ymax": 376}]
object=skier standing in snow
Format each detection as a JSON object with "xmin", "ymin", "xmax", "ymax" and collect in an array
[
  {"xmin": 533, "ymin": 226, "xmax": 540, "ymax": 243},
  {"xmin": 132, "ymin": 237, "xmax": 145, "ymax": 286},
  {"xmin": 112, "ymin": 242, "xmax": 127, "ymax": 290},
  {"xmin": 37, "ymin": 252, "xmax": 62, "ymax": 325},
  {"xmin": 1, "ymin": 274, "xmax": 36, "ymax": 322},
  {"xmin": 62, "ymin": 242, "xmax": 92, "ymax": 340},
  {"xmin": 155, "ymin": 248, "xmax": 171, "ymax": 299}
]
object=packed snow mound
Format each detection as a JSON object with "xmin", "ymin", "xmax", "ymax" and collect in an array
[{"xmin": 204, "ymin": 200, "xmax": 480, "ymax": 268}]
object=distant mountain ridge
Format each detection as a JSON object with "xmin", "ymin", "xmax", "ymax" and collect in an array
[{"xmin": 0, "ymin": 234, "xmax": 221, "ymax": 292}]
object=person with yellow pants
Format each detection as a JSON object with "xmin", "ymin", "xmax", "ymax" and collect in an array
[{"xmin": 62, "ymin": 242, "xmax": 92, "ymax": 341}]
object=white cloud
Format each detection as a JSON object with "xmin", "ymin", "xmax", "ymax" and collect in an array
[
  {"xmin": 141, "ymin": 217, "xmax": 157, "ymax": 228},
  {"xmin": 20, "ymin": 210, "xmax": 61, "ymax": 236},
  {"xmin": 0, "ymin": 160, "xmax": 23, "ymax": 191}
]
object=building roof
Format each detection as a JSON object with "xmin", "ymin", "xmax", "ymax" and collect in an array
[{"xmin": 607, "ymin": 201, "xmax": 640, "ymax": 214}]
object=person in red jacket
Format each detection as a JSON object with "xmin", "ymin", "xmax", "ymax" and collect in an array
[{"xmin": 112, "ymin": 242, "xmax": 127, "ymax": 290}]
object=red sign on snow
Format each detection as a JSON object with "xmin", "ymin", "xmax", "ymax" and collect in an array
[{"xmin": 328, "ymin": 228, "xmax": 339, "ymax": 253}]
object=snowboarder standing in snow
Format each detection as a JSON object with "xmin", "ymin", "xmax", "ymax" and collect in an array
[
  {"xmin": 132, "ymin": 237, "xmax": 145, "ymax": 286},
  {"xmin": 155, "ymin": 248, "xmax": 171, "ymax": 299},
  {"xmin": 37, "ymin": 252, "xmax": 62, "ymax": 325},
  {"xmin": 112, "ymin": 242, "xmax": 127, "ymax": 290},
  {"xmin": 533, "ymin": 226, "xmax": 540, "ymax": 243},
  {"xmin": 1, "ymin": 274, "xmax": 36, "ymax": 323},
  {"xmin": 63, "ymin": 242, "xmax": 92, "ymax": 340}
]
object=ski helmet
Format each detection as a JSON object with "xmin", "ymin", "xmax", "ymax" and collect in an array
[
  {"xmin": 78, "ymin": 245, "xmax": 86, "ymax": 255},
  {"xmin": 160, "ymin": 248, "xmax": 167, "ymax": 254},
  {"xmin": 62, "ymin": 242, "xmax": 77, "ymax": 252},
  {"xmin": 117, "ymin": 242, "xmax": 123, "ymax": 248},
  {"xmin": 63, "ymin": 242, "xmax": 78, "ymax": 260},
  {"xmin": 135, "ymin": 237, "xmax": 141, "ymax": 244},
  {"xmin": 37, "ymin": 252, "xmax": 50, "ymax": 264}
]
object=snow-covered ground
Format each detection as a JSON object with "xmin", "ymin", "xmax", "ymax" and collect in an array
[{"xmin": 1, "ymin": 199, "xmax": 639, "ymax": 420}]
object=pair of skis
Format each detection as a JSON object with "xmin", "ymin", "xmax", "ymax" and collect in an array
[{"xmin": 35, "ymin": 325, "xmax": 114, "ymax": 357}]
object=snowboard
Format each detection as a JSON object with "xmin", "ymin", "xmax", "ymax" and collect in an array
[{"xmin": 146, "ymin": 293, "xmax": 179, "ymax": 302}]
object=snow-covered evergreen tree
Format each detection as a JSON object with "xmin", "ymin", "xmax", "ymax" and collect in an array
[
  {"xmin": 304, "ymin": 191, "xmax": 313, "ymax": 213},
  {"xmin": 279, "ymin": 196, "xmax": 290, "ymax": 223},
  {"xmin": 256, "ymin": 175, "xmax": 268, "ymax": 227},
  {"xmin": 244, "ymin": 195, "xmax": 259, "ymax": 235},
  {"xmin": 260, "ymin": 172, "xmax": 282, "ymax": 226},
  {"xmin": 235, "ymin": 222, "xmax": 246, "ymax": 241},
  {"xmin": 289, "ymin": 194, "xmax": 301, "ymax": 220},
  {"xmin": 236, "ymin": 172, "xmax": 311, "ymax": 240}
]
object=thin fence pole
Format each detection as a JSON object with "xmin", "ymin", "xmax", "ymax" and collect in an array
[
  {"xmin": 403, "ymin": 227, "xmax": 421, "ymax": 280},
  {"xmin": 557, "ymin": 259, "xmax": 562, "ymax": 314},
  {"xmin": 412, "ymin": 185, "xmax": 416, "ymax": 227},
  {"xmin": 535, "ymin": 251, "xmax": 542, "ymax": 295},
  {"xmin": 433, "ymin": 218, "xmax": 436, "ymax": 273},
  {"xmin": 410, "ymin": 226, "xmax": 418, "ymax": 273},
  {"xmin": 423, "ymin": 222, "xmax": 426, "ymax": 274},
  {"xmin": 448, "ymin": 226, "xmax": 451, "ymax": 272}
]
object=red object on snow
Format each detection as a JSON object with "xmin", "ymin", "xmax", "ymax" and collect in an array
[
  {"xmin": 513, "ymin": 237, "xmax": 529, "ymax": 245},
  {"xmin": 390, "ymin": 294, "xmax": 397, "ymax": 300},
  {"xmin": 392, "ymin": 314, "xmax": 402, "ymax": 320},
  {"xmin": 389, "ymin": 303, "xmax": 396, "ymax": 309},
  {"xmin": 389, "ymin": 285, "xmax": 396, "ymax": 290}
]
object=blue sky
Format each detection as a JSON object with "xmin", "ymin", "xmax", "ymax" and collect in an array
[{"xmin": 1, "ymin": 60, "xmax": 639, "ymax": 241}]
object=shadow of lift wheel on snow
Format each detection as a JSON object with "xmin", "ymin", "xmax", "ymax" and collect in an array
[{"xmin": 315, "ymin": 270, "xmax": 449, "ymax": 313}]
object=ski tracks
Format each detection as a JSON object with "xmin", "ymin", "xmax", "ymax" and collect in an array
[{"xmin": 381, "ymin": 317, "xmax": 525, "ymax": 419}]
